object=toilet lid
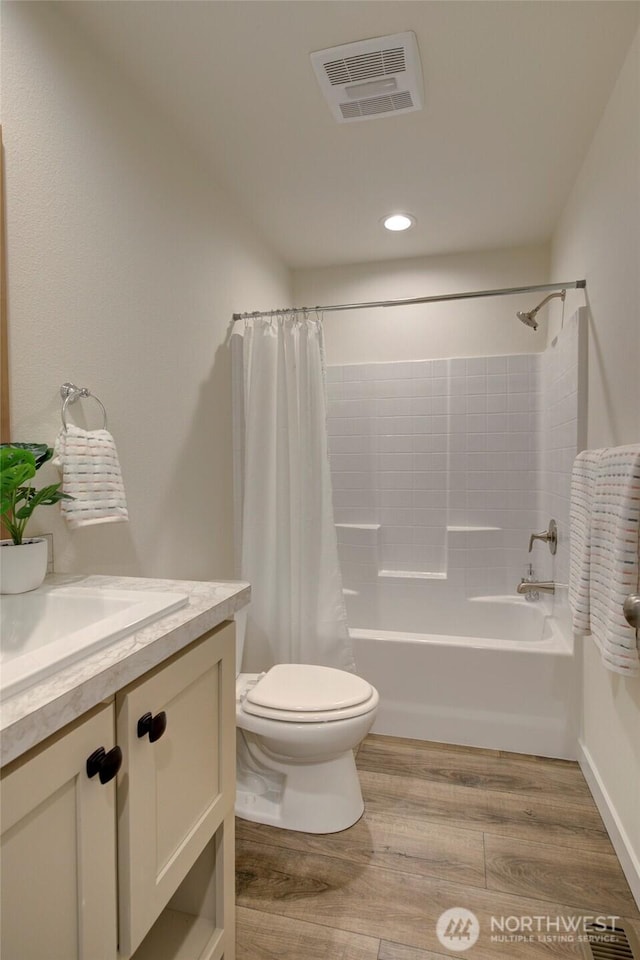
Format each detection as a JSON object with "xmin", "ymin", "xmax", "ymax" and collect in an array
[
  {"xmin": 245, "ymin": 664, "xmax": 373, "ymax": 713},
  {"xmin": 240, "ymin": 686, "xmax": 379, "ymax": 723}
]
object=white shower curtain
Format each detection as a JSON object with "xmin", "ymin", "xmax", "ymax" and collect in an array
[{"xmin": 231, "ymin": 314, "xmax": 354, "ymax": 673}]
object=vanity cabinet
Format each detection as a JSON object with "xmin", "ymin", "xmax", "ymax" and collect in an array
[
  {"xmin": 0, "ymin": 702, "xmax": 119, "ymax": 960},
  {"xmin": 0, "ymin": 620, "xmax": 236, "ymax": 960}
]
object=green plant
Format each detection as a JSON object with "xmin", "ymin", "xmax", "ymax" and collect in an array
[{"xmin": 0, "ymin": 443, "xmax": 72, "ymax": 545}]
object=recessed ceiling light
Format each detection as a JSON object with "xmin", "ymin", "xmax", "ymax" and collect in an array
[{"xmin": 383, "ymin": 213, "xmax": 416, "ymax": 232}]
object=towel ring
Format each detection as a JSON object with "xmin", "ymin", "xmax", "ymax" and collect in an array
[{"xmin": 60, "ymin": 382, "xmax": 108, "ymax": 431}]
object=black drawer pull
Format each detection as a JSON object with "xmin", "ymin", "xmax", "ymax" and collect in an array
[
  {"xmin": 137, "ymin": 710, "xmax": 167, "ymax": 743},
  {"xmin": 86, "ymin": 745, "xmax": 122, "ymax": 785}
]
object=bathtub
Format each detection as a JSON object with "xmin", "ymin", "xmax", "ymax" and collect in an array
[{"xmin": 350, "ymin": 596, "xmax": 577, "ymax": 759}]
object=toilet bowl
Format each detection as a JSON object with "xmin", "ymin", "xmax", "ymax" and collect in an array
[{"xmin": 235, "ymin": 663, "xmax": 379, "ymax": 834}]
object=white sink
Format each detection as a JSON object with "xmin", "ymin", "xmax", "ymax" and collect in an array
[{"xmin": 0, "ymin": 584, "xmax": 189, "ymax": 699}]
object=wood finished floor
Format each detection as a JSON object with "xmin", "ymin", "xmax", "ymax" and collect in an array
[{"xmin": 236, "ymin": 734, "xmax": 639, "ymax": 959}]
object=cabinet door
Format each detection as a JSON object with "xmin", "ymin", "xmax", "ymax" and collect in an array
[
  {"xmin": 0, "ymin": 703, "xmax": 118, "ymax": 960},
  {"xmin": 116, "ymin": 622, "xmax": 235, "ymax": 957}
]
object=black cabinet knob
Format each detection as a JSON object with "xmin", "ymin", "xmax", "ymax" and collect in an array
[
  {"xmin": 86, "ymin": 745, "xmax": 122, "ymax": 784},
  {"xmin": 137, "ymin": 710, "xmax": 167, "ymax": 743}
]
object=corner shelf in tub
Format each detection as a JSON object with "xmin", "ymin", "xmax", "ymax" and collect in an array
[
  {"xmin": 446, "ymin": 526, "xmax": 502, "ymax": 533},
  {"xmin": 378, "ymin": 570, "xmax": 447, "ymax": 580},
  {"xmin": 335, "ymin": 523, "xmax": 381, "ymax": 531}
]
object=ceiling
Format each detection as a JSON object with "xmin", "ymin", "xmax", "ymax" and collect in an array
[{"xmin": 62, "ymin": 1, "xmax": 639, "ymax": 269}]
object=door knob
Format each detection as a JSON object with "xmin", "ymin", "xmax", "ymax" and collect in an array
[
  {"xmin": 137, "ymin": 710, "xmax": 167, "ymax": 742},
  {"xmin": 623, "ymin": 594, "xmax": 640, "ymax": 630}
]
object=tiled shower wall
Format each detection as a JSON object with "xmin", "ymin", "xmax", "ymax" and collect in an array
[
  {"xmin": 326, "ymin": 359, "xmax": 450, "ymax": 578},
  {"xmin": 537, "ymin": 310, "xmax": 586, "ymax": 626},
  {"xmin": 446, "ymin": 353, "xmax": 539, "ymax": 594},
  {"xmin": 325, "ymin": 312, "xmax": 584, "ymax": 630}
]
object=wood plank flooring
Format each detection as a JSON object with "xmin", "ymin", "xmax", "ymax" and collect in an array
[{"xmin": 236, "ymin": 734, "xmax": 639, "ymax": 959}]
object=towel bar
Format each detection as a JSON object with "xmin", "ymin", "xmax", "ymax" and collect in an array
[{"xmin": 60, "ymin": 382, "xmax": 108, "ymax": 431}]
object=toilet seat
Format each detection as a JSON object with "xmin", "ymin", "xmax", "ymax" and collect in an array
[{"xmin": 240, "ymin": 664, "xmax": 378, "ymax": 723}]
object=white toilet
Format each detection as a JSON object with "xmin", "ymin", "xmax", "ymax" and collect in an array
[{"xmin": 235, "ymin": 661, "xmax": 379, "ymax": 834}]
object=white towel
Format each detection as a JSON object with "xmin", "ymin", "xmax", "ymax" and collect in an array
[
  {"xmin": 53, "ymin": 425, "xmax": 129, "ymax": 528},
  {"xmin": 589, "ymin": 445, "xmax": 640, "ymax": 676},
  {"xmin": 569, "ymin": 449, "xmax": 603, "ymax": 634}
]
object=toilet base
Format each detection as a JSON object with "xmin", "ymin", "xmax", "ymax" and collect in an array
[{"xmin": 236, "ymin": 732, "xmax": 364, "ymax": 834}]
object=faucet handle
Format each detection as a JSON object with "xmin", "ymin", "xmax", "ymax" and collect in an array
[
  {"xmin": 528, "ymin": 519, "xmax": 558, "ymax": 555},
  {"xmin": 528, "ymin": 532, "xmax": 546, "ymax": 551}
]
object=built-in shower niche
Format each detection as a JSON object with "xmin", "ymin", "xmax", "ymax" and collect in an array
[{"xmin": 326, "ymin": 310, "xmax": 585, "ymax": 631}]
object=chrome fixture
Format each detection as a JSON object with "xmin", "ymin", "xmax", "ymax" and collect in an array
[
  {"xmin": 521, "ymin": 563, "xmax": 539, "ymax": 602},
  {"xmin": 233, "ymin": 279, "xmax": 586, "ymax": 321},
  {"xmin": 517, "ymin": 290, "xmax": 566, "ymax": 331},
  {"xmin": 60, "ymin": 382, "xmax": 108, "ymax": 431},
  {"xmin": 623, "ymin": 594, "xmax": 640, "ymax": 630},
  {"xmin": 528, "ymin": 519, "xmax": 558, "ymax": 555},
  {"xmin": 517, "ymin": 580, "xmax": 555, "ymax": 595}
]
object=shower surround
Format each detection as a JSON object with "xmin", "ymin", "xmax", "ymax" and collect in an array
[{"xmin": 325, "ymin": 310, "xmax": 586, "ymax": 757}]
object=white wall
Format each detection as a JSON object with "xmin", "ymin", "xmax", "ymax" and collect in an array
[
  {"xmin": 550, "ymin": 29, "xmax": 640, "ymax": 898},
  {"xmin": 1, "ymin": 2, "xmax": 291, "ymax": 580},
  {"xmin": 293, "ymin": 244, "xmax": 551, "ymax": 364}
]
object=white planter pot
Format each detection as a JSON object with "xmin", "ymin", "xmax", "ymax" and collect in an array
[{"xmin": 0, "ymin": 538, "xmax": 48, "ymax": 594}]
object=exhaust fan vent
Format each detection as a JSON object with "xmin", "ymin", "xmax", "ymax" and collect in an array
[
  {"xmin": 311, "ymin": 32, "xmax": 423, "ymax": 123},
  {"xmin": 340, "ymin": 92, "xmax": 414, "ymax": 121},
  {"xmin": 324, "ymin": 46, "xmax": 406, "ymax": 86}
]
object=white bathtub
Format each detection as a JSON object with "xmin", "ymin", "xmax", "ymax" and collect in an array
[{"xmin": 350, "ymin": 596, "xmax": 577, "ymax": 759}]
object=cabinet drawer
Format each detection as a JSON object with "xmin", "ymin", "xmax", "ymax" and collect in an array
[{"xmin": 116, "ymin": 622, "xmax": 235, "ymax": 957}]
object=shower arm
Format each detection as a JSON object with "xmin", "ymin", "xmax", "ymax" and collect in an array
[{"xmin": 527, "ymin": 290, "xmax": 565, "ymax": 318}]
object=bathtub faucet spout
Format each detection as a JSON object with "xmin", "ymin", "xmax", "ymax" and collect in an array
[{"xmin": 517, "ymin": 580, "xmax": 555, "ymax": 595}]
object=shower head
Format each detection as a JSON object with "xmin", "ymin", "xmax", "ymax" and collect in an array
[
  {"xmin": 517, "ymin": 289, "xmax": 566, "ymax": 331},
  {"xmin": 516, "ymin": 309, "xmax": 540, "ymax": 331}
]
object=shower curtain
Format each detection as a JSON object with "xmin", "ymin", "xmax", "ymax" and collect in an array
[{"xmin": 231, "ymin": 314, "xmax": 354, "ymax": 673}]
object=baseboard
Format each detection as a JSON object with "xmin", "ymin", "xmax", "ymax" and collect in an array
[{"xmin": 577, "ymin": 739, "xmax": 640, "ymax": 910}]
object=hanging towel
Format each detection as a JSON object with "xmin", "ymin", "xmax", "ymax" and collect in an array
[
  {"xmin": 589, "ymin": 444, "xmax": 640, "ymax": 676},
  {"xmin": 53, "ymin": 425, "xmax": 129, "ymax": 528},
  {"xmin": 569, "ymin": 448, "xmax": 603, "ymax": 634}
]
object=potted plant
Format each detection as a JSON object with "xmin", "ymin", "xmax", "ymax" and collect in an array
[{"xmin": 0, "ymin": 443, "xmax": 72, "ymax": 594}]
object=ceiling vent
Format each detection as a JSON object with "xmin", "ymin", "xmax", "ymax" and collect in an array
[{"xmin": 310, "ymin": 32, "xmax": 424, "ymax": 123}]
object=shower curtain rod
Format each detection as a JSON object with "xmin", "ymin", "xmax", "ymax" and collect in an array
[{"xmin": 232, "ymin": 279, "xmax": 586, "ymax": 321}]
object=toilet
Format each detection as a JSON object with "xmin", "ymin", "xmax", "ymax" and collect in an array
[{"xmin": 235, "ymin": 662, "xmax": 379, "ymax": 834}]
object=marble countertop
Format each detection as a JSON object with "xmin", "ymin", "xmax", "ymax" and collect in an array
[{"xmin": 0, "ymin": 574, "xmax": 250, "ymax": 767}]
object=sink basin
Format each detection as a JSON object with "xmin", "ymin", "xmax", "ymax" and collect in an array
[{"xmin": 0, "ymin": 584, "xmax": 188, "ymax": 699}]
